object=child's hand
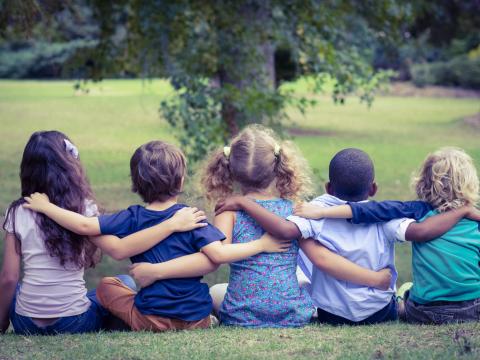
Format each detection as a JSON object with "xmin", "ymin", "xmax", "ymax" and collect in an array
[
  {"xmin": 215, "ymin": 196, "xmax": 245, "ymax": 215},
  {"xmin": 129, "ymin": 262, "xmax": 158, "ymax": 288},
  {"xmin": 23, "ymin": 192, "xmax": 51, "ymax": 213},
  {"xmin": 294, "ymin": 202, "xmax": 324, "ymax": 219},
  {"xmin": 465, "ymin": 206, "xmax": 480, "ymax": 222},
  {"xmin": 259, "ymin": 233, "xmax": 292, "ymax": 253},
  {"xmin": 170, "ymin": 207, "xmax": 208, "ymax": 232},
  {"xmin": 374, "ymin": 268, "xmax": 392, "ymax": 291}
]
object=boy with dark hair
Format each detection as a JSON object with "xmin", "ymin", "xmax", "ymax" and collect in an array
[
  {"xmin": 216, "ymin": 148, "xmax": 470, "ymax": 325},
  {"xmin": 23, "ymin": 140, "xmax": 289, "ymax": 331}
]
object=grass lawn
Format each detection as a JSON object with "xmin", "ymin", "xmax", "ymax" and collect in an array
[
  {"xmin": 1, "ymin": 323, "xmax": 480, "ymax": 359},
  {"xmin": 0, "ymin": 80, "xmax": 479, "ymax": 359}
]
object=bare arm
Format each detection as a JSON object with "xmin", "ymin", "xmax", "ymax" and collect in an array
[
  {"xmin": 23, "ymin": 193, "xmax": 100, "ymax": 235},
  {"xmin": 90, "ymin": 207, "xmax": 208, "ymax": 260},
  {"xmin": 215, "ymin": 196, "xmax": 301, "ymax": 240},
  {"xmin": 294, "ymin": 203, "xmax": 353, "ymax": 219},
  {"xmin": 300, "ymin": 238, "xmax": 391, "ymax": 290},
  {"xmin": 129, "ymin": 253, "xmax": 219, "ymax": 288},
  {"xmin": 405, "ymin": 206, "xmax": 477, "ymax": 242},
  {"xmin": 295, "ymin": 203, "xmax": 479, "ymax": 243},
  {"xmin": 201, "ymin": 211, "xmax": 291, "ymax": 264},
  {"xmin": 0, "ymin": 233, "xmax": 21, "ymax": 333}
]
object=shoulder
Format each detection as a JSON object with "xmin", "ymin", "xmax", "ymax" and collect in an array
[
  {"xmin": 310, "ymin": 194, "xmax": 337, "ymax": 207},
  {"xmin": 4, "ymin": 203, "xmax": 36, "ymax": 235},
  {"xmin": 84, "ymin": 200, "xmax": 100, "ymax": 217},
  {"xmin": 215, "ymin": 211, "xmax": 236, "ymax": 224},
  {"xmin": 381, "ymin": 218, "xmax": 415, "ymax": 242},
  {"xmin": 5, "ymin": 203, "xmax": 36, "ymax": 223},
  {"xmin": 98, "ymin": 205, "xmax": 139, "ymax": 235},
  {"xmin": 191, "ymin": 221, "xmax": 226, "ymax": 248}
]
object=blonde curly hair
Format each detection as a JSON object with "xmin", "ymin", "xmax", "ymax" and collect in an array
[
  {"xmin": 201, "ymin": 125, "xmax": 313, "ymax": 203},
  {"xmin": 413, "ymin": 147, "xmax": 479, "ymax": 212}
]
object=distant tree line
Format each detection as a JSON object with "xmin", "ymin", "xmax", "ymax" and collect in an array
[{"xmin": 1, "ymin": 0, "xmax": 478, "ymax": 159}]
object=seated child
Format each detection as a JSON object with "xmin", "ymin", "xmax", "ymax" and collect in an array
[
  {"xmin": 216, "ymin": 148, "xmax": 471, "ymax": 325},
  {"xmin": 23, "ymin": 140, "xmax": 289, "ymax": 332},
  {"xmin": 299, "ymin": 147, "xmax": 480, "ymax": 324},
  {"xmin": 125, "ymin": 127, "xmax": 393, "ymax": 328}
]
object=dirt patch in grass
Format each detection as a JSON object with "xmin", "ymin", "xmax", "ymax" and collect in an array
[
  {"xmin": 287, "ymin": 127, "xmax": 336, "ymax": 137},
  {"xmin": 384, "ymin": 82, "xmax": 480, "ymax": 98},
  {"xmin": 464, "ymin": 113, "xmax": 480, "ymax": 129}
]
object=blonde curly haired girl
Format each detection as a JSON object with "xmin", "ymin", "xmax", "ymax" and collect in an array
[{"xmin": 413, "ymin": 147, "xmax": 479, "ymax": 212}]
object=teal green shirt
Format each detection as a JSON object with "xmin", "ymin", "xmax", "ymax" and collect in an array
[{"xmin": 410, "ymin": 211, "xmax": 480, "ymax": 304}]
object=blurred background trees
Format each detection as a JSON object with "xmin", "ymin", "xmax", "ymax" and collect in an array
[{"xmin": 1, "ymin": 0, "xmax": 478, "ymax": 159}]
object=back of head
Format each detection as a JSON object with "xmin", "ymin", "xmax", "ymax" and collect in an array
[
  {"xmin": 328, "ymin": 148, "xmax": 375, "ymax": 202},
  {"xmin": 414, "ymin": 147, "xmax": 479, "ymax": 211},
  {"xmin": 130, "ymin": 140, "xmax": 186, "ymax": 203},
  {"xmin": 202, "ymin": 124, "xmax": 313, "ymax": 203},
  {"xmin": 4, "ymin": 130, "xmax": 98, "ymax": 268}
]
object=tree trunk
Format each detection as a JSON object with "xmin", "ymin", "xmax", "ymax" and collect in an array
[{"xmin": 217, "ymin": 0, "xmax": 275, "ymax": 136}]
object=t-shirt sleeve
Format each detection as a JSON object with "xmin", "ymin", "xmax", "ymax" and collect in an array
[
  {"xmin": 3, "ymin": 207, "xmax": 14, "ymax": 233},
  {"xmin": 84, "ymin": 200, "xmax": 99, "ymax": 217},
  {"xmin": 98, "ymin": 209, "xmax": 135, "ymax": 237},
  {"xmin": 349, "ymin": 200, "xmax": 432, "ymax": 224},
  {"xmin": 382, "ymin": 218, "xmax": 415, "ymax": 243},
  {"xmin": 286, "ymin": 215, "xmax": 315, "ymax": 239},
  {"xmin": 191, "ymin": 223, "xmax": 226, "ymax": 251}
]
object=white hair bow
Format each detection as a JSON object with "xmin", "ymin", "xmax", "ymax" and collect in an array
[{"xmin": 64, "ymin": 139, "xmax": 79, "ymax": 159}]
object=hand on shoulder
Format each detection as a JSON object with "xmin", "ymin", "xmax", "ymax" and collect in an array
[{"xmin": 23, "ymin": 192, "xmax": 51, "ymax": 213}]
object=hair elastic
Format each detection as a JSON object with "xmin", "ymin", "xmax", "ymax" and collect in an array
[
  {"xmin": 223, "ymin": 146, "xmax": 231, "ymax": 158},
  {"xmin": 64, "ymin": 139, "xmax": 79, "ymax": 159},
  {"xmin": 274, "ymin": 144, "xmax": 281, "ymax": 157}
]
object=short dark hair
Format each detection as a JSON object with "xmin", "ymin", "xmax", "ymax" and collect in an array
[
  {"xmin": 130, "ymin": 141, "xmax": 186, "ymax": 203},
  {"xmin": 328, "ymin": 148, "xmax": 375, "ymax": 201}
]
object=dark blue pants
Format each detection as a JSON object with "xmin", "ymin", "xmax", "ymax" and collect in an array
[
  {"xmin": 317, "ymin": 296, "xmax": 398, "ymax": 325},
  {"xmin": 9, "ymin": 275, "xmax": 136, "ymax": 335},
  {"xmin": 404, "ymin": 290, "xmax": 480, "ymax": 324}
]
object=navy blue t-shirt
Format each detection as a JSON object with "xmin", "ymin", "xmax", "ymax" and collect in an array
[{"xmin": 99, "ymin": 204, "xmax": 225, "ymax": 321}]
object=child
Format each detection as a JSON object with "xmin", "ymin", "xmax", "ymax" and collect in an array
[
  {"xmin": 127, "ymin": 127, "xmax": 394, "ymax": 328},
  {"xmin": 216, "ymin": 148, "xmax": 473, "ymax": 325},
  {"xmin": 23, "ymin": 140, "xmax": 290, "ymax": 332},
  {"xmin": 0, "ymin": 131, "xmax": 206, "ymax": 335},
  {"xmin": 297, "ymin": 147, "xmax": 480, "ymax": 324}
]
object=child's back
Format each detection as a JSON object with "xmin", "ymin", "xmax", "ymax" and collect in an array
[
  {"xmin": 410, "ymin": 213, "xmax": 480, "ymax": 304},
  {"xmin": 203, "ymin": 125, "xmax": 316, "ymax": 327},
  {"xmin": 290, "ymin": 194, "xmax": 409, "ymax": 322},
  {"xmin": 220, "ymin": 199, "xmax": 314, "ymax": 327},
  {"xmin": 98, "ymin": 203, "xmax": 224, "ymax": 321},
  {"xmin": 5, "ymin": 205, "xmax": 93, "ymax": 318}
]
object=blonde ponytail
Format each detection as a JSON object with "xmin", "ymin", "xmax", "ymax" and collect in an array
[{"xmin": 275, "ymin": 140, "xmax": 314, "ymax": 201}]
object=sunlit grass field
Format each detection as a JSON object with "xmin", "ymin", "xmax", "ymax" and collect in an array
[{"xmin": 0, "ymin": 80, "xmax": 479, "ymax": 359}]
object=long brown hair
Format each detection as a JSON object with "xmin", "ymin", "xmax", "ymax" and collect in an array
[
  {"xmin": 202, "ymin": 125, "xmax": 313, "ymax": 203},
  {"xmin": 3, "ymin": 131, "xmax": 100, "ymax": 268}
]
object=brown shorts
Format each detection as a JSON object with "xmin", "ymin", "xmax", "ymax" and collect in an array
[{"xmin": 96, "ymin": 277, "xmax": 211, "ymax": 332}]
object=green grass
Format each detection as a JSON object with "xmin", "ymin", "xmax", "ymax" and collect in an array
[
  {"xmin": 1, "ymin": 323, "xmax": 480, "ymax": 359},
  {"xmin": 0, "ymin": 80, "xmax": 479, "ymax": 359}
]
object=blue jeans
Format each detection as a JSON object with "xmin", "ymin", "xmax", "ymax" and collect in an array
[
  {"xmin": 404, "ymin": 290, "xmax": 480, "ymax": 324},
  {"xmin": 10, "ymin": 275, "xmax": 136, "ymax": 335},
  {"xmin": 316, "ymin": 296, "xmax": 398, "ymax": 325}
]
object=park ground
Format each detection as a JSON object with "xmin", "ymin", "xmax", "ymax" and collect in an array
[{"xmin": 0, "ymin": 80, "xmax": 479, "ymax": 359}]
